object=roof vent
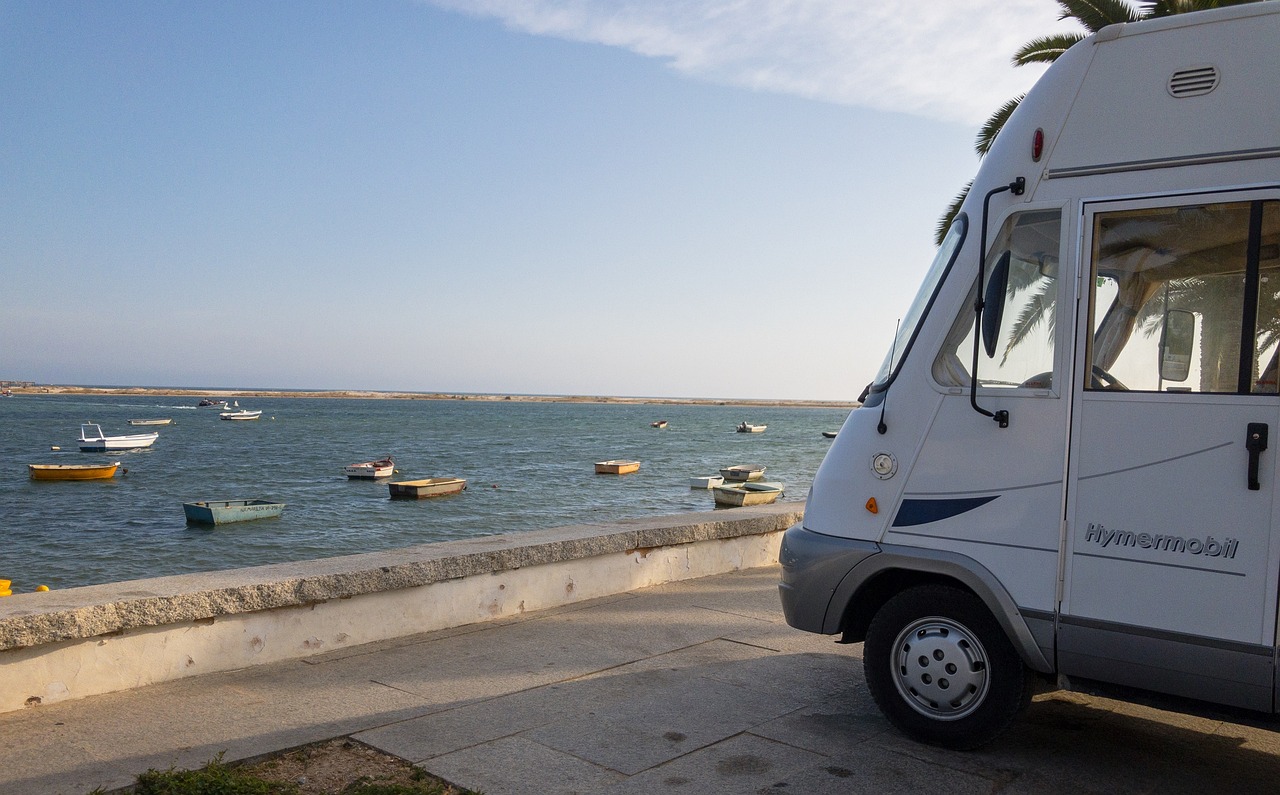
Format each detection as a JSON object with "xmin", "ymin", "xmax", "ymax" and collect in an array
[{"xmin": 1168, "ymin": 66, "xmax": 1219, "ymax": 97}]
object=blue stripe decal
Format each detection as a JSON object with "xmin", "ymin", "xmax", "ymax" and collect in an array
[{"xmin": 892, "ymin": 496, "xmax": 999, "ymax": 528}]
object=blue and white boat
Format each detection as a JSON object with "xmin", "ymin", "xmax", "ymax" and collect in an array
[{"xmin": 77, "ymin": 423, "xmax": 159, "ymax": 452}]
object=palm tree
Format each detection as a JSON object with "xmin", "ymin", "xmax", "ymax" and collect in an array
[{"xmin": 934, "ymin": 0, "xmax": 1264, "ymax": 245}]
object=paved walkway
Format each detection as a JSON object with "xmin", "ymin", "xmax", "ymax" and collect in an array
[{"xmin": 2, "ymin": 566, "xmax": 1280, "ymax": 794}]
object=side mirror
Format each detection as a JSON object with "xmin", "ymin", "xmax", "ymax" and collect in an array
[
  {"xmin": 981, "ymin": 251, "xmax": 1012, "ymax": 359},
  {"xmin": 1159, "ymin": 309, "xmax": 1195, "ymax": 382}
]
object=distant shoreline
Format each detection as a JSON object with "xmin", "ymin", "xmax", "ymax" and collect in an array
[{"xmin": 8, "ymin": 385, "xmax": 860, "ymax": 410}]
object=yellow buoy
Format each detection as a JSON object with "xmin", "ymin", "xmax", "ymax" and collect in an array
[{"xmin": 35, "ymin": 585, "xmax": 49, "ymax": 592}]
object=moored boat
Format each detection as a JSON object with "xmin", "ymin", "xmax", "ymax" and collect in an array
[
  {"xmin": 344, "ymin": 457, "xmax": 395, "ymax": 479},
  {"xmin": 388, "ymin": 477, "xmax": 467, "ymax": 499},
  {"xmin": 595, "ymin": 460, "xmax": 640, "ymax": 475},
  {"xmin": 29, "ymin": 461, "xmax": 123, "ymax": 480},
  {"xmin": 736, "ymin": 422, "xmax": 767, "ymax": 433},
  {"xmin": 196, "ymin": 399, "xmax": 228, "ymax": 409},
  {"xmin": 720, "ymin": 464, "xmax": 766, "ymax": 482},
  {"xmin": 712, "ymin": 481, "xmax": 784, "ymax": 507},
  {"xmin": 128, "ymin": 418, "xmax": 173, "ymax": 426},
  {"xmin": 651, "ymin": 420, "xmax": 668, "ymax": 428},
  {"xmin": 219, "ymin": 410, "xmax": 262, "ymax": 421},
  {"xmin": 183, "ymin": 499, "xmax": 286, "ymax": 525},
  {"xmin": 689, "ymin": 475, "xmax": 724, "ymax": 489},
  {"xmin": 78, "ymin": 423, "xmax": 159, "ymax": 452},
  {"xmin": 822, "ymin": 431, "xmax": 838, "ymax": 439}
]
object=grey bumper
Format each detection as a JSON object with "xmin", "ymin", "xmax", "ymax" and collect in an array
[{"xmin": 778, "ymin": 523, "xmax": 880, "ymax": 635}]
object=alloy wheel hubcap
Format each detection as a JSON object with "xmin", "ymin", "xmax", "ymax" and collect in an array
[{"xmin": 890, "ymin": 616, "xmax": 990, "ymax": 720}]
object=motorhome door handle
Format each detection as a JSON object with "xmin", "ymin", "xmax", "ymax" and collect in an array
[{"xmin": 1246, "ymin": 423, "xmax": 1269, "ymax": 491}]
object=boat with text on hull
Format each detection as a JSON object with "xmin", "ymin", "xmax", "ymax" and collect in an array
[
  {"xmin": 344, "ymin": 457, "xmax": 395, "ymax": 479},
  {"xmin": 183, "ymin": 499, "xmax": 285, "ymax": 525}
]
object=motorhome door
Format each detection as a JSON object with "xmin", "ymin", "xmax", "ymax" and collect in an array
[{"xmin": 1061, "ymin": 193, "xmax": 1280, "ymax": 711}]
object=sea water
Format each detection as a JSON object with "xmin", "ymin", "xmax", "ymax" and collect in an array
[{"xmin": 0, "ymin": 395, "xmax": 851, "ymax": 590}]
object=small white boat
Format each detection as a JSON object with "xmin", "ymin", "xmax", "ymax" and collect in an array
[
  {"xmin": 689, "ymin": 475, "xmax": 724, "ymax": 489},
  {"xmin": 822, "ymin": 431, "xmax": 838, "ymax": 439},
  {"xmin": 77, "ymin": 423, "xmax": 159, "ymax": 452},
  {"xmin": 595, "ymin": 460, "xmax": 640, "ymax": 475},
  {"xmin": 713, "ymin": 481, "xmax": 784, "ymax": 507},
  {"xmin": 344, "ymin": 457, "xmax": 395, "ymax": 479},
  {"xmin": 128, "ymin": 418, "xmax": 173, "ymax": 426},
  {"xmin": 720, "ymin": 464, "xmax": 766, "ymax": 482},
  {"xmin": 651, "ymin": 420, "xmax": 668, "ymax": 428},
  {"xmin": 736, "ymin": 422, "xmax": 767, "ymax": 433},
  {"xmin": 220, "ymin": 410, "xmax": 262, "ymax": 421}
]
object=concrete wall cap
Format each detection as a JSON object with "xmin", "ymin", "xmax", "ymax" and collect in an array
[{"xmin": 0, "ymin": 505, "xmax": 801, "ymax": 650}]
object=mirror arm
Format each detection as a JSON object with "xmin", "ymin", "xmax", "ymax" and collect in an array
[{"xmin": 969, "ymin": 177, "xmax": 1025, "ymax": 429}]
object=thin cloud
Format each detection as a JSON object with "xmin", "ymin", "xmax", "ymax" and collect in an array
[{"xmin": 425, "ymin": 0, "xmax": 1084, "ymax": 125}]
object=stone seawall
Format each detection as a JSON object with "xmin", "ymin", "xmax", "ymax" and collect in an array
[{"xmin": 0, "ymin": 504, "xmax": 801, "ymax": 714}]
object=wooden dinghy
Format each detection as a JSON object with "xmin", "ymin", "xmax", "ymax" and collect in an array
[
  {"xmin": 594, "ymin": 460, "xmax": 640, "ymax": 475},
  {"xmin": 388, "ymin": 477, "xmax": 467, "ymax": 499},
  {"xmin": 712, "ymin": 481, "xmax": 784, "ymax": 507},
  {"xmin": 29, "ymin": 461, "xmax": 123, "ymax": 481}
]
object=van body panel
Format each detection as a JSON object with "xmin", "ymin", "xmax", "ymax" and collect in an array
[
  {"xmin": 1046, "ymin": 10, "xmax": 1280, "ymax": 179},
  {"xmin": 849, "ymin": 543, "xmax": 1053, "ymax": 673},
  {"xmin": 778, "ymin": 525, "xmax": 1053, "ymax": 673},
  {"xmin": 1058, "ymin": 618, "xmax": 1274, "ymax": 711}
]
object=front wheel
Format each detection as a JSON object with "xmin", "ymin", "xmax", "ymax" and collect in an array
[{"xmin": 863, "ymin": 585, "xmax": 1033, "ymax": 750}]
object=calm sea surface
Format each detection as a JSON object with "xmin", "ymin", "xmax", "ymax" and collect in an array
[{"xmin": 0, "ymin": 395, "xmax": 850, "ymax": 591}]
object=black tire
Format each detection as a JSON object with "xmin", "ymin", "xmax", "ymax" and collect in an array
[{"xmin": 863, "ymin": 584, "xmax": 1033, "ymax": 750}]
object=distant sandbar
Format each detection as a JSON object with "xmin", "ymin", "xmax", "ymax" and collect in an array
[{"xmin": 12, "ymin": 385, "xmax": 859, "ymax": 409}]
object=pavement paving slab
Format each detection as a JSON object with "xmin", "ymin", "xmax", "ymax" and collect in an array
[{"xmin": 4, "ymin": 566, "xmax": 1280, "ymax": 794}]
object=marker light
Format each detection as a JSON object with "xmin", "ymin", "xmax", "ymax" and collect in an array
[
  {"xmin": 1032, "ymin": 128, "xmax": 1044, "ymax": 161},
  {"xmin": 865, "ymin": 497, "xmax": 878, "ymax": 514}
]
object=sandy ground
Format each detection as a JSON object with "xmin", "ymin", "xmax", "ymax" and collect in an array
[{"xmin": 8, "ymin": 384, "xmax": 859, "ymax": 409}]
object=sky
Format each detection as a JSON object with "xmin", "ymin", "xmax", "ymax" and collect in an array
[{"xmin": 0, "ymin": 1, "xmax": 1082, "ymax": 400}]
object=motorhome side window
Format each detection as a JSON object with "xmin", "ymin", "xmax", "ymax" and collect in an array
[
  {"xmin": 1086, "ymin": 199, "xmax": 1280, "ymax": 394},
  {"xmin": 933, "ymin": 209, "xmax": 1062, "ymax": 389}
]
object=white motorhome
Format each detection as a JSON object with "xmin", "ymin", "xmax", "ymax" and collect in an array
[{"xmin": 779, "ymin": 4, "xmax": 1280, "ymax": 749}]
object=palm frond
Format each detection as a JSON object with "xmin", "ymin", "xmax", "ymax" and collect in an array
[
  {"xmin": 935, "ymin": 182, "xmax": 972, "ymax": 247},
  {"xmin": 1013, "ymin": 33, "xmax": 1087, "ymax": 65},
  {"xmin": 1001, "ymin": 284, "xmax": 1057, "ymax": 365},
  {"xmin": 1141, "ymin": 0, "xmax": 1262, "ymax": 16},
  {"xmin": 1057, "ymin": 0, "xmax": 1144, "ymax": 31},
  {"xmin": 975, "ymin": 95, "xmax": 1024, "ymax": 157}
]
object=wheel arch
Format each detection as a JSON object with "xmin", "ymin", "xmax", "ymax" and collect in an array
[{"xmin": 829, "ymin": 544, "xmax": 1053, "ymax": 674}]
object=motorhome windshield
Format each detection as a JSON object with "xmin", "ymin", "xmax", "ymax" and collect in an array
[{"xmin": 873, "ymin": 216, "xmax": 967, "ymax": 386}]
